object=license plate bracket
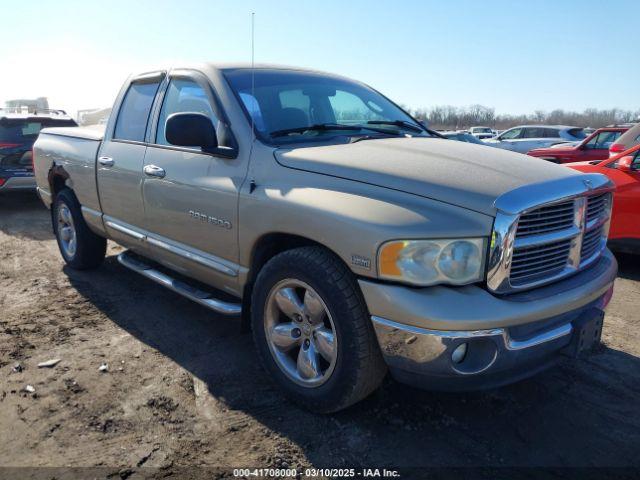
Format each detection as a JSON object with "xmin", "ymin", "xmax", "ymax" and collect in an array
[{"xmin": 563, "ymin": 309, "xmax": 604, "ymax": 358}]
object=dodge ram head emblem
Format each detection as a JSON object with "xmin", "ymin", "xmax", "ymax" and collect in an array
[{"xmin": 583, "ymin": 179, "xmax": 593, "ymax": 190}]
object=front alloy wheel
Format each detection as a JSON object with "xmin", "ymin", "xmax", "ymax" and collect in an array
[
  {"xmin": 264, "ymin": 279, "xmax": 337, "ymax": 387},
  {"xmin": 251, "ymin": 246, "xmax": 387, "ymax": 413}
]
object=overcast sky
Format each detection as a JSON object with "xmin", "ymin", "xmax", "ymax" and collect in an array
[{"xmin": 1, "ymin": 0, "xmax": 638, "ymax": 117}]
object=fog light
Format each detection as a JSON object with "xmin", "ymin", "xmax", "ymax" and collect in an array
[{"xmin": 452, "ymin": 343, "xmax": 468, "ymax": 364}]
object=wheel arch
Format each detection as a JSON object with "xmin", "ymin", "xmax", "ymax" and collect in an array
[
  {"xmin": 48, "ymin": 164, "xmax": 71, "ymax": 199},
  {"xmin": 240, "ymin": 232, "xmax": 351, "ymax": 331}
]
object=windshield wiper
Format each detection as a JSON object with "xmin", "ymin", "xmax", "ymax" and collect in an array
[
  {"xmin": 269, "ymin": 122, "xmax": 408, "ymax": 139},
  {"xmin": 366, "ymin": 120, "xmax": 424, "ymax": 133},
  {"xmin": 269, "ymin": 123, "xmax": 363, "ymax": 138}
]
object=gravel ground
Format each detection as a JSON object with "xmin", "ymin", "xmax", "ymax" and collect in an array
[{"xmin": 1, "ymin": 191, "xmax": 639, "ymax": 479}]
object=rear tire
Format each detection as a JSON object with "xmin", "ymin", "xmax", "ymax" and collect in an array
[
  {"xmin": 53, "ymin": 189, "xmax": 106, "ymax": 270},
  {"xmin": 251, "ymin": 246, "xmax": 387, "ymax": 413}
]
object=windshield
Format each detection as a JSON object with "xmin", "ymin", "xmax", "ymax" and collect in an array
[
  {"xmin": 223, "ymin": 69, "xmax": 430, "ymax": 144},
  {"xmin": 0, "ymin": 118, "xmax": 77, "ymax": 168},
  {"xmin": 473, "ymin": 127, "xmax": 492, "ymax": 133}
]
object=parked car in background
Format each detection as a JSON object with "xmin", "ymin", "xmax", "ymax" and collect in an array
[
  {"xmin": 441, "ymin": 131, "xmax": 487, "ymax": 145},
  {"xmin": 527, "ymin": 126, "xmax": 630, "ymax": 164},
  {"xmin": 468, "ymin": 126, "xmax": 494, "ymax": 139},
  {"xmin": 567, "ymin": 143, "xmax": 640, "ymax": 253},
  {"xmin": 609, "ymin": 122, "xmax": 640, "ymax": 157},
  {"xmin": 484, "ymin": 125, "xmax": 586, "ymax": 153},
  {"xmin": 0, "ymin": 109, "xmax": 77, "ymax": 192},
  {"xmin": 32, "ymin": 63, "xmax": 617, "ymax": 412}
]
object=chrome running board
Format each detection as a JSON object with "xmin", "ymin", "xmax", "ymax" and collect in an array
[{"xmin": 117, "ymin": 251, "xmax": 242, "ymax": 317}]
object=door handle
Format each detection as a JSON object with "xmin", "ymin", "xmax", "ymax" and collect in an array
[
  {"xmin": 98, "ymin": 156, "xmax": 114, "ymax": 167},
  {"xmin": 143, "ymin": 165, "xmax": 166, "ymax": 178}
]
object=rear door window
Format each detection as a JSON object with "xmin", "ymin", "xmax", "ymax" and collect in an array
[
  {"xmin": 542, "ymin": 128, "xmax": 561, "ymax": 138},
  {"xmin": 522, "ymin": 127, "xmax": 546, "ymax": 138},
  {"xmin": 114, "ymin": 80, "xmax": 161, "ymax": 142}
]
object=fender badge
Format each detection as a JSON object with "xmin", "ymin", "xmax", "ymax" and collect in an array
[{"xmin": 351, "ymin": 255, "xmax": 371, "ymax": 270}]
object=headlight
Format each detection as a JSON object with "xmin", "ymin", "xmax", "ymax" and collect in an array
[{"xmin": 379, "ymin": 238, "xmax": 486, "ymax": 286}]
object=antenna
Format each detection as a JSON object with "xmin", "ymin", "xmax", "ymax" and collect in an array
[
  {"xmin": 250, "ymin": 12, "xmax": 256, "ymax": 144},
  {"xmin": 247, "ymin": 12, "xmax": 258, "ymax": 195}
]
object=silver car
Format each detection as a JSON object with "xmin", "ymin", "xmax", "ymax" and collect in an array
[{"xmin": 484, "ymin": 125, "xmax": 586, "ymax": 153}]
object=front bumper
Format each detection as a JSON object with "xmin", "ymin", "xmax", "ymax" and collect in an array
[{"xmin": 360, "ymin": 250, "xmax": 617, "ymax": 390}]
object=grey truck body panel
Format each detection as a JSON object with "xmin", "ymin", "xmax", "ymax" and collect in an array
[{"xmin": 32, "ymin": 63, "xmax": 617, "ymax": 387}]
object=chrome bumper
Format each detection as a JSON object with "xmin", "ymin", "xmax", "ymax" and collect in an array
[
  {"xmin": 363, "ymin": 251, "xmax": 617, "ymax": 390},
  {"xmin": 372, "ymin": 315, "xmax": 567, "ymax": 389}
]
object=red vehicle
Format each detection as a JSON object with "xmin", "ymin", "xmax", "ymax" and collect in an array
[
  {"xmin": 527, "ymin": 126, "xmax": 630, "ymax": 164},
  {"xmin": 568, "ymin": 143, "xmax": 640, "ymax": 253}
]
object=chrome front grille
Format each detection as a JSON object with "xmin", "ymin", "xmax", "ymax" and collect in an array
[
  {"xmin": 586, "ymin": 193, "xmax": 608, "ymax": 224},
  {"xmin": 487, "ymin": 175, "xmax": 614, "ymax": 294},
  {"xmin": 510, "ymin": 238, "xmax": 572, "ymax": 286},
  {"xmin": 581, "ymin": 225, "xmax": 604, "ymax": 262},
  {"xmin": 515, "ymin": 200, "xmax": 575, "ymax": 238}
]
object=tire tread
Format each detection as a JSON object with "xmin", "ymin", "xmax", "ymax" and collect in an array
[
  {"xmin": 53, "ymin": 189, "xmax": 106, "ymax": 270},
  {"xmin": 251, "ymin": 246, "xmax": 386, "ymax": 413}
]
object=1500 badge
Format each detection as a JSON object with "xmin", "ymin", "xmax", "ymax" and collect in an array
[{"xmin": 188, "ymin": 210, "xmax": 232, "ymax": 229}]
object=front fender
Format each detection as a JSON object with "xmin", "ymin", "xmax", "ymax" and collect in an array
[{"xmin": 238, "ymin": 164, "xmax": 494, "ymax": 281}]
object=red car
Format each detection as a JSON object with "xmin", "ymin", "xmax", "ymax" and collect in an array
[
  {"xmin": 568, "ymin": 143, "xmax": 640, "ymax": 253},
  {"xmin": 527, "ymin": 126, "xmax": 629, "ymax": 164}
]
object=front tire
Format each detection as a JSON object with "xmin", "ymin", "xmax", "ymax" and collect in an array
[
  {"xmin": 53, "ymin": 189, "xmax": 106, "ymax": 270},
  {"xmin": 251, "ymin": 246, "xmax": 387, "ymax": 413}
]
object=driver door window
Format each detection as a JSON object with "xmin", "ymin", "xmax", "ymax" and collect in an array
[
  {"xmin": 156, "ymin": 79, "xmax": 219, "ymax": 150},
  {"xmin": 500, "ymin": 128, "xmax": 522, "ymax": 140},
  {"xmin": 586, "ymin": 131, "xmax": 621, "ymax": 149}
]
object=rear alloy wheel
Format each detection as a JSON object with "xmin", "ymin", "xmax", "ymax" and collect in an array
[
  {"xmin": 57, "ymin": 203, "xmax": 77, "ymax": 259},
  {"xmin": 53, "ymin": 189, "xmax": 106, "ymax": 269}
]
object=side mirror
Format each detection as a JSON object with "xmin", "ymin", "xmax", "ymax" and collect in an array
[
  {"xmin": 617, "ymin": 155, "xmax": 634, "ymax": 172},
  {"xmin": 165, "ymin": 112, "xmax": 218, "ymax": 151}
]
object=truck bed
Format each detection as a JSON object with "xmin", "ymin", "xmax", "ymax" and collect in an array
[
  {"xmin": 33, "ymin": 126, "xmax": 104, "ymax": 216},
  {"xmin": 41, "ymin": 125, "xmax": 105, "ymax": 141}
]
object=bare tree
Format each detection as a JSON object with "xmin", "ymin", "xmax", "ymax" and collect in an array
[{"xmin": 410, "ymin": 105, "xmax": 640, "ymax": 131}]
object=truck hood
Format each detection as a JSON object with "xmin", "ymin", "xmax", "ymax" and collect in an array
[{"xmin": 275, "ymin": 137, "xmax": 582, "ymax": 215}]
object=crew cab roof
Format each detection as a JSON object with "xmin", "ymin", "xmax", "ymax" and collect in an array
[{"xmin": 128, "ymin": 62, "xmax": 348, "ymax": 81}]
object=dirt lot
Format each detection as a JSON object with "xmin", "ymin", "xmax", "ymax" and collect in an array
[{"xmin": 1, "ymin": 191, "xmax": 639, "ymax": 478}]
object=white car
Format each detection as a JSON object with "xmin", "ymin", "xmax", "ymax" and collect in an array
[
  {"xmin": 483, "ymin": 125, "xmax": 586, "ymax": 154},
  {"xmin": 468, "ymin": 126, "xmax": 495, "ymax": 139}
]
